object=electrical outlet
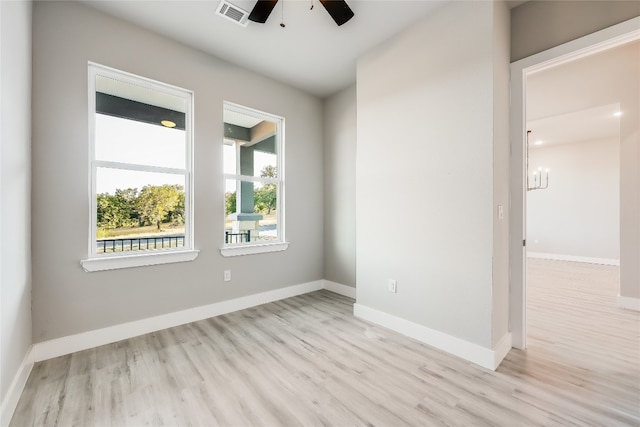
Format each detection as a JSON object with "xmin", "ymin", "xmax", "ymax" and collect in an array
[
  {"xmin": 388, "ymin": 279, "xmax": 397, "ymax": 293},
  {"xmin": 224, "ymin": 270, "xmax": 231, "ymax": 282}
]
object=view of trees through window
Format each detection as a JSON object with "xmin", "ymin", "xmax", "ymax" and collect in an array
[
  {"xmin": 225, "ymin": 163, "xmax": 277, "ymax": 216},
  {"xmin": 223, "ymin": 103, "xmax": 283, "ymax": 246},
  {"xmin": 94, "ymin": 115, "xmax": 188, "ymax": 254},
  {"xmin": 90, "ymin": 67, "xmax": 191, "ymax": 255},
  {"xmin": 97, "ymin": 184, "xmax": 185, "ymax": 238}
]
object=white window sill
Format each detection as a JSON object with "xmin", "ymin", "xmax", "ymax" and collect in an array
[
  {"xmin": 81, "ymin": 250, "xmax": 199, "ymax": 272},
  {"xmin": 220, "ymin": 242, "xmax": 289, "ymax": 257}
]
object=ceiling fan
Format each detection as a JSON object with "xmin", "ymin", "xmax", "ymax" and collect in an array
[{"xmin": 248, "ymin": 0, "xmax": 354, "ymax": 26}]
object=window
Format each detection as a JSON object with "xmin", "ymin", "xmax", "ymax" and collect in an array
[
  {"xmin": 221, "ymin": 102, "xmax": 287, "ymax": 257},
  {"xmin": 81, "ymin": 63, "xmax": 197, "ymax": 272}
]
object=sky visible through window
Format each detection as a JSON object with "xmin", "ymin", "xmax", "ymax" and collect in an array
[
  {"xmin": 95, "ymin": 114, "xmax": 185, "ymax": 194},
  {"xmin": 96, "ymin": 114, "xmax": 275, "ymax": 195}
]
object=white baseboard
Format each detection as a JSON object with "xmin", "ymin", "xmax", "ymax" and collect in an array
[
  {"xmin": 493, "ymin": 332, "xmax": 512, "ymax": 368},
  {"xmin": 0, "ymin": 347, "xmax": 34, "ymax": 427},
  {"xmin": 618, "ymin": 295, "xmax": 640, "ymax": 311},
  {"xmin": 32, "ymin": 280, "xmax": 324, "ymax": 362},
  {"xmin": 353, "ymin": 303, "xmax": 508, "ymax": 371},
  {"xmin": 323, "ymin": 280, "xmax": 356, "ymax": 299},
  {"xmin": 527, "ymin": 252, "xmax": 619, "ymax": 266}
]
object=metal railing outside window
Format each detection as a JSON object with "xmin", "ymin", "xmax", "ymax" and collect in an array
[{"xmin": 97, "ymin": 235, "xmax": 185, "ymax": 253}]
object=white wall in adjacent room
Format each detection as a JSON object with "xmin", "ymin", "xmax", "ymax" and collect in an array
[{"xmin": 527, "ymin": 137, "xmax": 620, "ymax": 262}]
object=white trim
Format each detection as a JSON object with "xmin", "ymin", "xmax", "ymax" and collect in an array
[
  {"xmin": 224, "ymin": 101, "xmax": 284, "ymax": 123},
  {"xmin": 222, "ymin": 101, "xmax": 286, "ymax": 249},
  {"xmin": 31, "ymin": 280, "xmax": 323, "ymax": 362},
  {"xmin": 509, "ymin": 17, "xmax": 640, "ymax": 351},
  {"xmin": 493, "ymin": 332, "xmax": 512, "ymax": 369},
  {"xmin": 222, "ymin": 174, "xmax": 279, "ymax": 185},
  {"xmin": 527, "ymin": 252, "xmax": 620, "ymax": 266},
  {"xmin": 520, "ymin": 19, "xmax": 640, "ymax": 76},
  {"xmin": 220, "ymin": 242, "xmax": 288, "ymax": 257},
  {"xmin": 323, "ymin": 280, "xmax": 356, "ymax": 298},
  {"xmin": 353, "ymin": 303, "xmax": 506, "ymax": 371},
  {"xmin": 87, "ymin": 62, "xmax": 195, "ymax": 259},
  {"xmin": 81, "ymin": 249, "xmax": 199, "ymax": 272},
  {"xmin": 0, "ymin": 348, "xmax": 34, "ymax": 427},
  {"xmin": 618, "ymin": 296, "xmax": 640, "ymax": 312},
  {"xmin": 96, "ymin": 160, "xmax": 186, "ymax": 176}
]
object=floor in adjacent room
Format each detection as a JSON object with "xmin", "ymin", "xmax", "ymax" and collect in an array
[{"xmin": 11, "ymin": 259, "xmax": 640, "ymax": 426}]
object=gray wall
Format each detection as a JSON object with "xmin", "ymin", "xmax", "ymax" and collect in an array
[
  {"xmin": 511, "ymin": 0, "xmax": 640, "ymax": 61},
  {"xmin": 0, "ymin": 0, "xmax": 32, "ymax": 405},
  {"xmin": 491, "ymin": 1, "xmax": 511, "ymax": 348},
  {"xmin": 356, "ymin": 1, "xmax": 510, "ymax": 349},
  {"xmin": 323, "ymin": 85, "xmax": 356, "ymax": 287},
  {"xmin": 31, "ymin": 1, "xmax": 324, "ymax": 342},
  {"xmin": 527, "ymin": 138, "xmax": 620, "ymax": 260}
]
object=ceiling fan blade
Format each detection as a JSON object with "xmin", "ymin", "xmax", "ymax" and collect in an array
[
  {"xmin": 248, "ymin": 0, "xmax": 279, "ymax": 23},
  {"xmin": 319, "ymin": 0, "xmax": 354, "ymax": 26}
]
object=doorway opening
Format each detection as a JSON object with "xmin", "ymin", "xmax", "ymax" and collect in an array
[{"xmin": 509, "ymin": 17, "xmax": 640, "ymax": 349}]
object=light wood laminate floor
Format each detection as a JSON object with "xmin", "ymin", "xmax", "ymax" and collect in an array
[{"xmin": 11, "ymin": 259, "xmax": 640, "ymax": 426}]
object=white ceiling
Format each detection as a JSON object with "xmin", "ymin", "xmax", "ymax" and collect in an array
[
  {"xmin": 78, "ymin": 0, "xmax": 634, "ymax": 150},
  {"xmin": 80, "ymin": 0, "xmax": 451, "ymax": 98}
]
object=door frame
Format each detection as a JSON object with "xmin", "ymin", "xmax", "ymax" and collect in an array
[{"xmin": 509, "ymin": 17, "xmax": 640, "ymax": 350}]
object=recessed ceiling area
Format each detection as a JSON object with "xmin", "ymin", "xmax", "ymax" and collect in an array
[
  {"xmin": 528, "ymin": 104, "xmax": 621, "ymax": 148},
  {"xmin": 526, "ymin": 40, "xmax": 638, "ymax": 149}
]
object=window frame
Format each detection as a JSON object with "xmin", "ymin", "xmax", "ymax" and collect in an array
[
  {"xmin": 221, "ymin": 101, "xmax": 288, "ymax": 257},
  {"xmin": 81, "ymin": 63, "xmax": 198, "ymax": 272}
]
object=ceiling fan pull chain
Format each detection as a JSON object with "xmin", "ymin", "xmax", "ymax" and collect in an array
[
  {"xmin": 280, "ymin": 0, "xmax": 286, "ymax": 27},
  {"xmin": 310, "ymin": 0, "xmax": 314, "ymax": 11}
]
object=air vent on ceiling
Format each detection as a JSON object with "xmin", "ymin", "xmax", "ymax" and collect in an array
[{"xmin": 216, "ymin": 1, "xmax": 250, "ymax": 27}]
